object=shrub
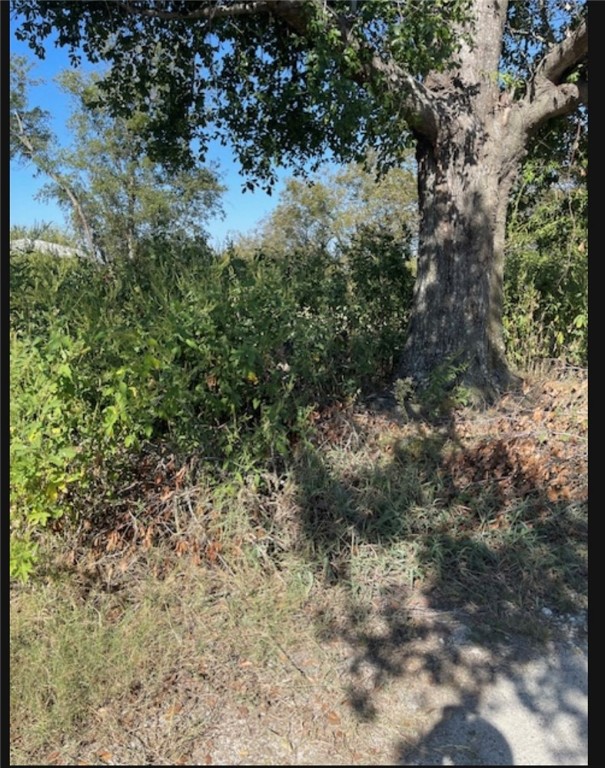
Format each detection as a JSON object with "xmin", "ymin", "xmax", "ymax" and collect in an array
[
  {"xmin": 10, "ymin": 236, "xmax": 416, "ymax": 578},
  {"xmin": 503, "ymin": 244, "xmax": 587, "ymax": 368},
  {"xmin": 10, "ymin": 329, "xmax": 92, "ymax": 579},
  {"xmin": 504, "ymin": 156, "xmax": 587, "ymax": 368}
]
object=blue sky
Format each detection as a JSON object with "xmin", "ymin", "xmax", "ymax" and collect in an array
[{"xmin": 9, "ymin": 16, "xmax": 305, "ymax": 249}]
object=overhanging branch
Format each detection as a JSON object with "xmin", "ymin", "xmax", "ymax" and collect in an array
[
  {"xmin": 118, "ymin": 0, "xmax": 441, "ymax": 141},
  {"xmin": 516, "ymin": 18, "xmax": 587, "ymax": 136}
]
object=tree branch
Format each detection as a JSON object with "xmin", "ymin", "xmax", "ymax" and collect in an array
[
  {"xmin": 360, "ymin": 54, "xmax": 441, "ymax": 141},
  {"xmin": 118, "ymin": 0, "xmax": 440, "ymax": 141},
  {"xmin": 534, "ymin": 18, "xmax": 587, "ymax": 85},
  {"xmin": 515, "ymin": 19, "xmax": 587, "ymax": 135},
  {"xmin": 270, "ymin": 0, "xmax": 440, "ymax": 141},
  {"xmin": 116, "ymin": 0, "xmax": 305, "ymax": 22}
]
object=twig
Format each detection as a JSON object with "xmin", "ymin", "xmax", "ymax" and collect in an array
[{"xmin": 271, "ymin": 637, "xmax": 315, "ymax": 682}]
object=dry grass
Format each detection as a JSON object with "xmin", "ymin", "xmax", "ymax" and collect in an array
[{"xmin": 10, "ymin": 366, "xmax": 587, "ymax": 765}]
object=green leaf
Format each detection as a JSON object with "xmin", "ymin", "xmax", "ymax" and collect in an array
[{"xmin": 57, "ymin": 362, "xmax": 73, "ymax": 380}]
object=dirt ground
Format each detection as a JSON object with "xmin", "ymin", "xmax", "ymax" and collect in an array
[{"xmin": 71, "ymin": 595, "xmax": 586, "ymax": 765}]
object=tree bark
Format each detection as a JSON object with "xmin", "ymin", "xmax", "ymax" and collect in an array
[
  {"xmin": 398, "ymin": 137, "xmax": 521, "ymax": 398},
  {"xmin": 394, "ymin": 5, "xmax": 586, "ymax": 400}
]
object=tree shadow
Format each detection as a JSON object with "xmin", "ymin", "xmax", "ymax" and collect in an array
[{"xmin": 289, "ymin": 401, "xmax": 587, "ymax": 764}]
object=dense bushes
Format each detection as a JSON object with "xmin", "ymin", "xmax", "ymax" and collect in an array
[
  {"xmin": 503, "ymin": 156, "xmax": 587, "ymax": 368},
  {"xmin": 10, "ymin": 235, "xmax": 414, "ymax": 578},
  {"xmin": 503, "ymin": 244, "xmax": 587, "ymax": 369},
  {"xmin": 10, "ymin": 177, "xmax": 588, "ymax": 579}
]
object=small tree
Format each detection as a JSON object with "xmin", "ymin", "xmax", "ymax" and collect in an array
[
  {"xmin": 236, "ymin": 153, "xmax": 417, "ymax": 258},
  {"xmin": 11, "ymin": 55, "xmax": 102, "ymax": 259},
  {"xmin": 11, "ymin": 57, "xmax": 225, "ymax": 262}
]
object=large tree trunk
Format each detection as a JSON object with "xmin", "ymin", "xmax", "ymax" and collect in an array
[
  {"xmin": 395, "ymin": 1, "xmax": 525, "ymax": 401},
  {"xmin": 392, "ymin": 2, "xmax": 585, "ymax": 401},
  {"xmin": 398, "ymin": 125, "xmax": 522, "ymax": 399}
]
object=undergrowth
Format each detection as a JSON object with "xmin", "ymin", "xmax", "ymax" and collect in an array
[
  {"xmin": 10, "ymin": 236, "xmax": 587, "ymax": 765},
  {"xmin": 10, "ymin": 369, "xmax": 587, "ymax": 764},
  {"xmin": 10, "ymin": 239, "xmax": 412, "ymax": 578}
]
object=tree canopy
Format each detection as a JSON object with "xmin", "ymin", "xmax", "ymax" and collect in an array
[{"xmin": 12, "ymin": 2, "xmax": 586, "ymax": 181}]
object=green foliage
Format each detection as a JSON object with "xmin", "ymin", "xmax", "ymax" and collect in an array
[
  {"xmin": 233, "ymin": 158, "xmax": 417, "ymax": 389},
  {"xmin": 341, "ymin": 224, "xmax": 415, "ymax": 385},
  {"xmin": 47, "ymin": 69, "xmax": 224, "ymax": 260},
  {"xmin": 10, "ymin": 54, "xmax": 53, "ymax": 163},
  {"xmin": 10, "ymin": 328, "xmax": 91, "ymax": 580},
  {"xmin": 11, "ymin": 0, "xmax": 474, "ymax": 181},
  {"xmin": 394, "ymin": 357, "xmax": 471, "ymax": 420},
  {"xmin": 11, "ymin": 57, "xmax": 224, "ymax": 261},
  {"xmin": 504, "ymin": 148, "xmax": 587, "ymax": 368},
  {"xmin": 237, "ymin": 153, "xmax": 417, "ymax": 258},
  {"xmin": 10, "ymin": 231, "xmax": 415, "ymax": 579}
]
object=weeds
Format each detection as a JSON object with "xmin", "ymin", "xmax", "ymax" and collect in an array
[
  {"xmin": 10, "ymin": 368, "xmax": 587, "ymax": 763},
  {"xmin": 10, "ymin": 241, "xmax": 412, "ymax": 577},
  {"xmin": 10, "ymin": 238, "xmax": 587, "ymax": 764}
]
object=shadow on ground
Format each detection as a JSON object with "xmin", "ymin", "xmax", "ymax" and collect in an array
[
  {"xmin": 290, "ymin": 400, "xmax": 587, "ymax": 764},
  {"xmin": 402, "ymin": 696, "xmax": 514, "ymax": 765}
]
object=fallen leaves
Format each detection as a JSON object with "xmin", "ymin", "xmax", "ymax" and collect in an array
[
  {"xmin": 326, "ymin": 710, "xmax": 342, "ymax": 725},
  {"xmin": 437, "ymin": 374, "xmax": 587, "ymax": 517}
]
